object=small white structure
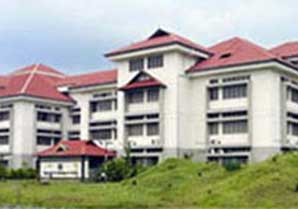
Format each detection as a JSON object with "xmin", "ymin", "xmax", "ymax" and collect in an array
[{"xmin": 37, "ymin": 140, "xmax": 116, "ymax": 180}]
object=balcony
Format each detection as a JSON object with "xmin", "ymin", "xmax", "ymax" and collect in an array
[
  {"xmin": 90, "ymin": 111, "xmax": 117, "ymax": 121},
  {"xmin": 126, "ymin": 102, "xmax": 159, "ymax": 114},
  {"xmin": 128, "ymin": 136, "xmax": 162, "ymax": 149},
  {"xmin": 0, "ymin": 121, "xmax": 10, "ymax": 129},
  {"xmin": 37, "ymin": 121, "xmax": 62, "ymax": 130},
  {"xmin": 0, "ymin": 145, "xmax": 10, "ymax": 154},
  {"xmin": 209, "ymin": 98, "xmax": 248, "ymax": 111},
  {"xmin": 208, "ymin": 133, "xmax": 250, "ymax": 147}
]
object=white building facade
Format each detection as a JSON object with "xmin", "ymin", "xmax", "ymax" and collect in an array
[{"xmin": 1, "ymin": 29, "xmax": 298, "ymax": 168}]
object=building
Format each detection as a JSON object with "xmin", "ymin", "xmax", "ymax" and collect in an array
[
  {"xmin": 1, "ymin": 28, "xmax": 298, "ymax": 168},
  {"xmin": 37, "ymin": 140, "xmax": 115, "ymax": 180}
]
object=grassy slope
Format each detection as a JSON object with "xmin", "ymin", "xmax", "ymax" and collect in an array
[{"xmin": 1, "ymin": 153, "xmax": 298, "ymax": 208}]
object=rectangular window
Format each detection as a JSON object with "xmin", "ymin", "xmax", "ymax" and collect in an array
[
  {"xmin": 91, "ymin": 129, "xmax": 112, "ymax": 140},
  {"xmin": 127, "ymin": 124, "xmax": 143, "ymax": 137},
  {"xmin": 54, "ymin": 114, "xmax": 61, "ymax": 123},
  {"xmin": 208, "ymin": 87, "xmax": 219, "ymax": 101},
  {"xmin": 72, "ymin": 115, "xmax": 80, "ymax": 124},
  {"xmin": 37, "ymin": 136, "xmax": 52, "ymax": 146},
  {"xmin": 98, "ymin": 100, "xmax": 113, "ymax": 112},
  {"xmin": 127, "ymin": 91, "xmax": 144, "ymax": 104},
  {"xmin": 291, "ymin": 123, "xmax": 298, "ymax": 136},
  {"xmin": 68, "ymin": 131, "xmax": 80, "ymax": 140},
  {"xmin": 0, "ymin": 112, "xmax": 9, "ymax": 121},
  {"xmin": 291, "ymin": 88, "xmax": 298, "ymax": 103},
  {"xmin": 37, "ymin": 112, "xmax": 61, "ymax": 123},
  {"xmin": 147, "ymin": 88, "xmax": 159, "ymax": 102},
  {"xmin": 208, "ymin": 123, "xmax": 218, "ymax": 135},
  {"xmin": 129, "ymin": 58, "xmax": 144, "ymax": 72},
  {"xmin": 148, "ymin": 54, "xmax": 163, "ymax": 69},
  {"xmin": 223, "ymin": 120, "xmax": 248, "ymax": 134},
  {"xmin": 147, "ymin": 123, "xmax": 159, "ymax": 136},
  {"xmin": 223, "ymin": 84, "xmax": 247, "ymax": 99},
  {"xmin": 0, "ymin": 136, "xmax": 9, "ymax": 145}
]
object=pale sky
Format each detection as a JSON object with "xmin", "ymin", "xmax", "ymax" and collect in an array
[{"xmin": 0, "ymin": 0, "xmax": 297, "ymax": 74}]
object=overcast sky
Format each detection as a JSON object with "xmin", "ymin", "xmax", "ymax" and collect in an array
[{"xmin": 0, "ymin": 0, "xmax": 297, "ymax": 74}]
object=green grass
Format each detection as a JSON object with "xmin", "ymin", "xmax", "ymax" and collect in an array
[{"xmin": 1, "ymin": 153, "xmax": 298, "ymax": 208}]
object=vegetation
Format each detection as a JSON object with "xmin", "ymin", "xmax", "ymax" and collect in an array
[
  {"xmin": 1, "ymin": 153, "xmax": 298, "ymax": 208},
  {"xmin": 98, "ymin": 158, "xmax": 146, "ymax": 182},
  {"xmin": 0, "ymin": 165, "xmax": 37, "ymax": 180}
]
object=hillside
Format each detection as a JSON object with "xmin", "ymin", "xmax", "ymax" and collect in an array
[{"xmin": 1, "ymin": 153, "xmax": 298, "ymax": 208}]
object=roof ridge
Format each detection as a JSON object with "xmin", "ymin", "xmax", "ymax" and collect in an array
[
  {"xmin": 210, "ymin": 37, "xmax": 276, "ymax": 58},
  {"xmin": 20, "ymin": 64, "xmax": 40, "ymax": 94},
  {"xmin": 67, "ymin": 68, "xmax": 117, "ymax": 78}
]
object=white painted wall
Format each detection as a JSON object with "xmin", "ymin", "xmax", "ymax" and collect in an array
[{"xmin": 40, "ymin": 158, "xmax": 82, "ymax": 179}]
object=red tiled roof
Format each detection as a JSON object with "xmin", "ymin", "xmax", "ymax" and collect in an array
[
  {"xmin": 188, "ymin": 37, "xmax": 284, "ymax": 73},
  {"xmin": 37, "ymin": 140, "xmax": 116, "ymax": 157},
  {"xmin": 0, "ymin": 64, "xmax": 72, "ymax": 102},
  {"xmin": 56, "ymin": 69, "xmax": 117, "ymax": 88},
  {"xmin": 270, "ymin": 42, "xmax": 298, "ymax": 58},
  {"xmin": 119, "ymin": 71, "xmax": 166, "ymax": 91},
  {"xmin": 106, "ymin": 29, "xmax": 212, "ymax": 57},
  {"xmin": 0, "ymin": 65, "xmax": 118, "ymax": 102},
  {"xmin": 11, "ymin": 64, "xmax": 65, "ymax": 76}
]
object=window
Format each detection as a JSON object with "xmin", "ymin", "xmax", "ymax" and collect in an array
[
  {"xmin": 223, "ymin": 84, "xmax": 247, "ymax": 99},
  {"xmin": 0, "ymin": 112, "xmax": 9, "ymax": 121},
  {"xmin": 127, "ymin": 125, "xmax": 143, "ymax": 136},
  {"xmin": 288, "ymin": 122, "xmax": 298, "ymax": 136},
  {"xmin": 147, "ymin": 123, "xmax": 159, "ymax": 136},
  {"xmin": 129, "ymin": 58, "xmax": 144, "ymax": 72},
  {"xmin": 91, "ymin": 101, "xmax": 113, "ymax": 112},
  {"xmin": 0, "ymin": 136, "xmax": 9, "ymax": 145},
  {"xmin": 91, "ymin": 130, "xmax": 112, "ymax": 140},
  {"xmin": 37, "ymin": 136, "xmax": 60, "ymax": 146},
  {"xmin": 208, "ymin": 123, "xmax": 218, "ymax": 135},
  {"xmin": 223, "ymin": 120, "xmax": 248, "ymax": 134},
  {"xmin": 37, "ymin": 136, "xmax": 52, "ymax": 146},
  {"xmin": 127, "ymin": 91, "xmax": 144, "ymax": 104},
  {"xmin": 147, "ymin": 88, "xmax": 159, "ymax": 102},
  {"xmin": 54, "ymin": 114, "xmax": 61, "ymax": 123},
  {"xmin": 68, "ymin": 131, "xmax": 80, "ymax": 140},
  {"xmin": 208, "ymin": 87, "xmax": 218, "ymax": 101},
  {"xmin": 291, "ymin": 87, "xmax": 298, "ymax": 103},
  {"xmin": 98, "ymin": 101, "xmax": 112, "ymax": 112},
  {"xmin": 37, "ymin": 112, "xmax": 61, "ymax": 123},
  {"xmin": 148, "ymin": 54, "xmax": 163, "ymax": 69},
  {"xmin": 72, "ymin": 115, "xmax": 80, "ymax": 124}
]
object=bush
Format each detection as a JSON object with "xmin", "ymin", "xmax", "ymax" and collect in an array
[
  {"xmin": 98, "ymin": 158, "xmax": 147, "ymax": 182},
  {"xmin": 0, "ymin": 165, "xmax": 7, "ymax": 179},
  {"xmin": 7, "ymin": 168, "xmax": 37, "ymax": 179},
  {"xmin": 99, "ymin": 158, "xmax": 130, "ymax": 182},
  {"xmin": 223, "ymin": 159, "xmax": 242, "ymax": 172}
]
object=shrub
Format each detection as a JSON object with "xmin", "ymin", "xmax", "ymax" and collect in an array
[
  {"xmin": 7, "ymin": 168, "xmax": 37, "ymax": 179},
  {"xmin": 0, "ymin": 165, "xmax": 7, "ymax": 179},
  {"xmin": 223, "ymin": 159, "xmax": 242, "ymax": 172},
  {"xmin": 99, "ymin": 158, "xmax": 131, "ymax": 182},
  {"xmin": 98, "ymin": 158, "xmax": 147, "ymax": 182}
]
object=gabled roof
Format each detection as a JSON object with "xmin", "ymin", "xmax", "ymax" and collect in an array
[
  {"xmin": 119, "ymin": 71, "xmax": 166, "ymax": 91},
  {"xmin": 188, "ymin": 37, "xmax": 289, "ymax": 73},
  {"xmin": 270, "ymin": 41, "xmax": 298, "ymax": 58},
  {"xmin": 11, "ymin": 64, "xmax": 65, "ymax": 77},
  {"xmin": 37, "ymin": 140, "xmax": 116, "ymax": 157},
  {"xmin": 56, "ymin": 69, "xmax": 117, "ymax": 88},
  {"xmin": 106, "ymin": 29, "xmax": 212, "ymax": 57},
  {"xmin": 0, "ymin": 64, "xmax": 72, "ymax": 102}
]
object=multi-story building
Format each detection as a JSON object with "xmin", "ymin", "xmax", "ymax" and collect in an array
[{"xmin": 1, "ymin": 28, "xmax": 298, "ymax": 168}]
